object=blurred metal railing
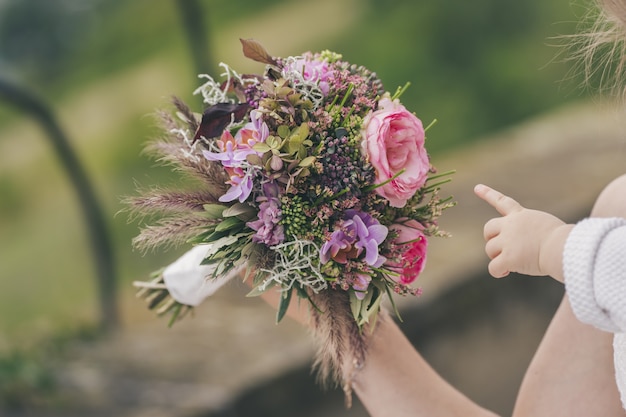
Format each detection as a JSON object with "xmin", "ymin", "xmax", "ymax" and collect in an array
[{"xmin": 0, "ymin": 77, "xmax": 118, "ymax": 331}]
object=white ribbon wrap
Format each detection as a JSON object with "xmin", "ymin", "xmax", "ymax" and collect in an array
[{"xmin": 162, "ymin": 243, "xmax": 245, "ymax": 306}]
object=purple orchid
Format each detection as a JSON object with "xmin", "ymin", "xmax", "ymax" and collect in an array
[
  {"xmin": 202, "ymin": 110, "xmax": 269, "ymax": 168},
  {"xmin": 320, "ymin": 228, "xmax": 356, "ymax": 264},
  {"xmin": 346, "ymin": 210, "xmax": 388, "ymax": 267},
  {"xmin": 320, "ymin": 210, "xmax": 388, "ymax": 266},
  {"xmin": 202, "ymin": 132, "xmax": 249, "ymax": 167},
  {"xmin": 219, "ymin": 167, "xmax": 254, "ymax": 203}
]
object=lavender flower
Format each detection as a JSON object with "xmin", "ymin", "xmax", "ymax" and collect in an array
[
  {"xmin": 320, "ymin": 227, "xmax": 355, "ymax": 264},
  {"xmin": 202, "ymin": 131, "xmax": 249, "ymax": 167},
  {"xmin": 320, "ymin": 210, "xmax": 388, "ymax": 267},
  {"xmin": 247, "ymin": 183, "xmax": 284, "ymax": 246},
  {"xmin": 347, "ymin": 210, "xmax": 388, "ymax": 267},
  {"xmin": 203, "ymin": 111, "xmax": 269, "ymax": 167},
  {"xmin": 352, "ymin": 273, "xmax": 372, "ymax": 300},
  {"xmin": 220, "ymin": 167, "xmax": 254, "ymax": 203}
]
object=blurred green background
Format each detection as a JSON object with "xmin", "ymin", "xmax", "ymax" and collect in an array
[{"xmin": 0, "ymin": 0, "xmax": 594, "ymax": 412}]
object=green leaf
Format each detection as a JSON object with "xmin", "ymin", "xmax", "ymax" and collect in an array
[
  {"xmin": 215, "ymin": 217, "xmax": 242, "ymax": 232},
  {"xmin": 222, "ymin": 203, "xmax": 254, "ymax": 218},
  {"xmin": 205, "ymin": 233, "xmax": 247, "ymax": 256},
  {"xmin": 213, "ymin": 259, "xmax": 229, "ymax": 277},
  {"xmin": 199, "ymin": 229, "xmax": 230, "ymax": 243},
  {"xmin": 167, "ymin": 303, "xmax": 183, "ymax": 328},
  {"xmin": 277, "ymin": 125, "xmax": 290, "ymax": 138},
  {"xmin": 294, "ymin": 284, "xmax": 310, "ymax": 300},
  {"xmin": 354, "ymin": 286, "xmax": 386, "ymax": 327},
  {"xmin": 350, "ymin": 291, "xmax": 363, "ymax": 321},
  {"xmin": 207, "ymin": 248, "xmax": 229, "ymax": 260},
  {"xmin": 253, "ymin": 142, "xmax": 271, "ymax": 153},
  {"xmin": 266, "ymin": 135, "xmax": 282, "ymax": 149},
  {"xmin": 203, "ymin": 204, "xmax": 226, "ymax": 219},
  {"xmin": 293, "ymin": 123, "xmax": 309, "ymax": 140},
  {"xmin": 285, "ymin": 140, "xmax": 300, "ymax": 156},
  {"xmin": 241, "ymin": 240, "xmax": 257, "ymax": 258},
  {"xmin": 246, "ymin": 154, "xmax": 263, "ymax": 166},
  {"xmin": 246, "ymin": 286, "xmax": 266, "ymax": 297},
  {"xmin": 359, "ymin": 288, "xmax": 375, "ymax": 318},
  {"xmin": 298, "ymin": 156, "xmax": 316, "ymax": 167},
  {"xmin": 276, "ymin": 288, "xmax": 292, "ymax": 323},
  {"xmin": 384, "ymin": 284, "xmax": 403, "ymax": 322}
]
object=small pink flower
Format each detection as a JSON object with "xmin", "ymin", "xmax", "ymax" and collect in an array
[
  {"xmin": 361, "ymin": 97, "xmax": 430, "ymax": 208},
  {"xmin": 386, "ymin": 220, "xmax": 428, "ymax": 285},
  {"xmin": 284, "ymin": 56, "xmax": 331, "ymax": 95}
]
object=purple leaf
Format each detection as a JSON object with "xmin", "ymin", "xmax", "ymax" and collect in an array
[{"xmin": 193, "ymin": 102, "xmax": 249, "ymax": 142}]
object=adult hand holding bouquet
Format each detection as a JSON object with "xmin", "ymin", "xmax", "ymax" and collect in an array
[{"xmin": 129, "ymin": 39, "xmax": 454, "ymax": 404}]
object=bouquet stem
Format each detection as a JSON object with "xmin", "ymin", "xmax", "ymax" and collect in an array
[{"xmin": 133, "ymin": 274, "xmax": 193, "ymax": 326}]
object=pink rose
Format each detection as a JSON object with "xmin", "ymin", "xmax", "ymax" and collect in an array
[
  {"xmin": 386, "ymin": 220, "xmax": 428, "ymax": 285},
  {"xmin": 362, "ymin": 97, "xmax": 430, "ymax": 208}
]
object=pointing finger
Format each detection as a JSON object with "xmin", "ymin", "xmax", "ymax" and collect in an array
[{"xmin": 474, "ymin": 184, "xmax": 523, "ymax": 216}]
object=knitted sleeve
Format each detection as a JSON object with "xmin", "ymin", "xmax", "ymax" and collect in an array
[{"xmin": 564, "ymin": 217, "xmax": 626, "ymax": 333}]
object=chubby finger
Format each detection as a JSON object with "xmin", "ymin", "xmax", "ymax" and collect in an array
[
  {"xmin": 474, "ymin": 184, "xmax": 523, "ymax": 216},
  {"xmin": 483, "ymin": 217, "xmax": 503, "ymax": 241},
  {"xmin": 484, "ymin": 237, "xmax": 502, "ymax": 260},
  {"xmin": 488, "ymin": 256, "xmax": 511, "ymax": 279}
]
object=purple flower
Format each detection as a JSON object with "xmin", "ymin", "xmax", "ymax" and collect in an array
[
  {"xmin": 352, "ymin": 273, "xmax": 372, "ymax": 300},
  {"xmin": 202, "ymin": 110, "xmax": 269, "ymax": 168},
  {"xmin": 347, "ymin": 210, "xmax": 388, "ymax": 267},
  {"xmin": 320, "ymin": 228, "xmax": 356, "ymax": 264},
  {"xmin": 320, "ymin": 210, "xmax": 388, "ymax": 266},
  {"xmin": 246, "ymin": 183, "xmax": 284, "ymax": 246},
  {"xmin": 219, "ymin": 167, "xmax": 254, "ymax": 203},
  {"xmin": 248, "ymin": 110, "xmax": 270, "ymax": 141},
  {"xmin": 203, "ymin": 132, "xmax": 249, "ymax": 167}
]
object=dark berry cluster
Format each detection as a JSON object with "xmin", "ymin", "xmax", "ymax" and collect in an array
[{"xmin": 313, "ymin": 130, "xmax": 374, "ymax": 198}]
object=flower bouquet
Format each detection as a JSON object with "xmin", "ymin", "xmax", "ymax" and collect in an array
[{"xmin": 130, "ymin": 39, "xmax": 454, "ymax": 403}]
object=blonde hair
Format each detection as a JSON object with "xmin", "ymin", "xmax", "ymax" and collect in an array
[{"xmin": 577, "ymin": 0, "xmax": 626, "ymax": 96}]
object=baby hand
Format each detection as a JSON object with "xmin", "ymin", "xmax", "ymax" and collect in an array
[{"xmin": 474, "ymin": 184, "xmax": 572, "ymax": 282}]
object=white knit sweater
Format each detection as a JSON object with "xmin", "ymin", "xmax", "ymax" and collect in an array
[{"xmin": 564, "ymin": 217, "xmax": 626, "ymax": 409}]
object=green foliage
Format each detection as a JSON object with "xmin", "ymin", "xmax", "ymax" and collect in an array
[
  {"xmin": 0, "ymin": 351, "xmax": 55, "ymax": 410},
  {"xmin": 0, "ymin": 0, "xmax": 292, "ymax": 101},
  {"xmin": 0, "ymin": 325, "xmax": 98, "ymax": 411},
  {"xmin": 328, "ymin": 0, "xmax": 586, "ymax": 151},
  {"xmin": 0, "ymin": 0, "xmax": 591, "ymax": 144}
]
